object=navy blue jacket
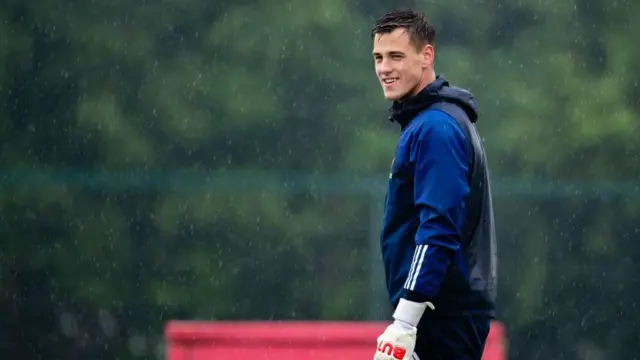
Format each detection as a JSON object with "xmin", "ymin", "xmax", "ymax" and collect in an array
[{"xmin": 380, "ymin": 76, "xmax": 497, "ymax": 319}]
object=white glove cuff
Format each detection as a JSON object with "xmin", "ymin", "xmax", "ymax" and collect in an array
[{"xmin": 393, "ymin": 298, "xmax": 435, "ymax": 328}]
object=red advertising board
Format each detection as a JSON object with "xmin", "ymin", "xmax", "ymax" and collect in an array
[{"xmin": 164, "ymin": 320, "xmax": 506, "ymax": 359}]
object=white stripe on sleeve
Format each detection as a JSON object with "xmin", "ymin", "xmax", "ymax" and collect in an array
[
  {"xmin": 408, "ymin": 245, "xmax": 428, "ymax": 291},
  {"xmin": 404, "ymin": 245, "xmax": 428, "ymax": 291},
  {"xmin": 404, "ymin": 245, "xmax": 422, "ymax": 289}
]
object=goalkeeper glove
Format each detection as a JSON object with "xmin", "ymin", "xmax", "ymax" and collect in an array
[{"xmin": 373, "ymin": 298, "xmax": 435, "ymax": 360}]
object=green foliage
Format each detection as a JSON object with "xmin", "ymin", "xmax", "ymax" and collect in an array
[{"xmin": 1, "ymin": 0, "xmax": 639, "ymax": 359}]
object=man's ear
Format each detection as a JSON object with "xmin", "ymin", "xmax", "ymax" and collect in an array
[{"xmin": 422, "ymin": 44, "xmax": 434, "ymax": 69}]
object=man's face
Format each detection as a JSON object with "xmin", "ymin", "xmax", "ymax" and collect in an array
[{"xmin": 372, "ymin": 28, "xmax": 431, "ymax": 101}]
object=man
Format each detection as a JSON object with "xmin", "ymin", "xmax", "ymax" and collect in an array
[{"xmin": 371, "ymin": 9, "xmax": 498, "ymax": 360}]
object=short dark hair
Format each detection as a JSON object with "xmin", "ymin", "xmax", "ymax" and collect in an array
[{"xmin": 371, "ymin": 9, "xmax": 436, "ymax": 49}]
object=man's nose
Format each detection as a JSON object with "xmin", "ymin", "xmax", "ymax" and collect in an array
[{"xmin": 378, "ymin": 58, "xmax": 393, "ymax": 74}]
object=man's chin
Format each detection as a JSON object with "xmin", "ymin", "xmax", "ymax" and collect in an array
[{"xmin": 383, "ymin": 90, "xmax": 406, "ymax": 101}]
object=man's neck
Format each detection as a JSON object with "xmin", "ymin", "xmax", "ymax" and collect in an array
[{"xmin": 410, "ymin": 70, "xmax": 436, "ymax": 97}]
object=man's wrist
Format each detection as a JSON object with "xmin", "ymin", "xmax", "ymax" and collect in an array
[{"xmin": 393, "ymin": 298, "xmax": 435, "ymax": 328}]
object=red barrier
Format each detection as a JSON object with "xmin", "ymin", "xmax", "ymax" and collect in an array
[{"xmin": 164, "ymin": 320, "xmax": 506, "ymax": 360}]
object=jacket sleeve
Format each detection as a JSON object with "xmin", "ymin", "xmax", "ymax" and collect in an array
[{"xmin": 402, "ymin": 111, "xmax": 470, "ymax": 302}]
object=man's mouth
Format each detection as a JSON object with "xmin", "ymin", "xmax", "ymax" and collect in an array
[{"xmin": 383, "ymin": 78, "xmax": 399, "ymax": 85}]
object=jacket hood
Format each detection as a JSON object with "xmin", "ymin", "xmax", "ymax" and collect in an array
[{"xmin": 388, "ymin": 75, "xmax": 479, "ymax": 128}]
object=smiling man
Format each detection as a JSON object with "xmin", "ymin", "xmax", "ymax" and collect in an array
[{"xmin": 371, "ymin": 9, "xmax": 498, "ymax": 360}]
